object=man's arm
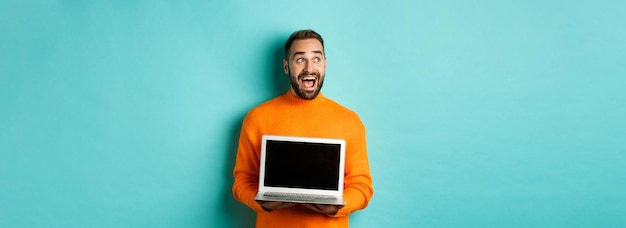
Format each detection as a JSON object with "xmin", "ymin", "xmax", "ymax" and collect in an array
[
  {"xmin": 331, "ymin": 121, "xmax": 374, "ymax": 217},
  {"xmin": 232, "ymin": 116, "xmax": 267, "ymax": 213}
]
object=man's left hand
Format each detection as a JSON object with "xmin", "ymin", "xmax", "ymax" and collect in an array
[{"xmin": 303, "ymin": 204, "xmax": 344, "ymax": 215}]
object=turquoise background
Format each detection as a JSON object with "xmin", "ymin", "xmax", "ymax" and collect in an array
[{"xmin": 2, "ymin": 0, "xmax": 625, "ymax": 227}]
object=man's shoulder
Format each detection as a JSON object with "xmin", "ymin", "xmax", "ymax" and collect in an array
[
  {"xmin": 244, "ymin": 95, "xmax": 284, "ymax": 118},
  {"xmin": 325, "ymin": 98, "xmax": 361, "ymax": 118},
  {"xmin": 250, "ymin": 95, "xmax": 283, "ymax": 110}
]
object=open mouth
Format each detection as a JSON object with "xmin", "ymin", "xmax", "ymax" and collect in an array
[{"xmin": 300, "ymin": 76, "xmax": 317, "ymax": 90}]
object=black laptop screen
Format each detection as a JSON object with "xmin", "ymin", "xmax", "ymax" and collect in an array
[{"xmin": 264, "ymin": 140, "xmax": 341, "ymax": 190}]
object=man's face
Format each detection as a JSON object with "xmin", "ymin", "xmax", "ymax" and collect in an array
[{"xmin": 283, "ymin": 39, "xmax": 326, "ymax": 100}]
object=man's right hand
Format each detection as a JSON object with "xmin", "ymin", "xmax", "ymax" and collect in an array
[{"xmin": 256, "ymin": 201, "xmax": 296, "ymax": 212}]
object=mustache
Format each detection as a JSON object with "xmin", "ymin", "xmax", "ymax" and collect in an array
[{"xmin": 297, "ymin": 71, "xmax": 320, "ymax": 79}]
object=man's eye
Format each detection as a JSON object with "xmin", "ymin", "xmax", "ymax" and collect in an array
[
  {"xmin": 296, "ymin": 58, "xmax": 304, "ymax": 63},
  {"xmin": 313, "ymin": 58, "xmax": 320, "ymax": 63}
]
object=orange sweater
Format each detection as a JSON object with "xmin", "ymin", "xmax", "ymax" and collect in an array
[{"xmin": 233, "ymin": 91, "xmax": 374, "ymax": 228}]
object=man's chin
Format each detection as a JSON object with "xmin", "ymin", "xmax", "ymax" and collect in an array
[
  {"xmin": 297, "ymin": 89, "xmax": 320, "ymax": 100},
  {"xmin": 290, "ymin": 81, "xmax": 322, "ymax": 100}
]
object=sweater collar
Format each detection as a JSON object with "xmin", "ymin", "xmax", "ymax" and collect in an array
[{"xmin": 281, "ymin": 90, "xmax": 328, "ymax": 107}]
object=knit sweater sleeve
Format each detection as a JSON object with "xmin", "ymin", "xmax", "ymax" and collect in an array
[
  {"xmin": 232, "ymin": 112, "xmax": 266, "ymax": 213},
  {"xmin": 333, "ymin": 118, "xmax": 374, "ymax": 217}
]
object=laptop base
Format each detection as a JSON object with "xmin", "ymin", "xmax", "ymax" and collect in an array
[{"xmin": 255, "ymin": 193, "xmax": 345, "ymax": 205}]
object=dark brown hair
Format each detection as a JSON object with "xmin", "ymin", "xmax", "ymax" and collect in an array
[{"xmin": 284, "ymin": 29, "xmax": 325, "ymax": 59}]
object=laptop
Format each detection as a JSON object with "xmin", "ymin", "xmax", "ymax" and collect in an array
[{"xmin": 254, "ymin": 135, "xmax": 346, "ymax": 205}]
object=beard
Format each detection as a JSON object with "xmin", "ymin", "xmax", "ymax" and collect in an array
[{"xmin": 289, "ymin": 70, "xmax": 324, "ymax": 100}]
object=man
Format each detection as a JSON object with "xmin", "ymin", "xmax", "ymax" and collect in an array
[{"xmin": 232, "ymin": 29, "xmax": 374, "ymax": 227}]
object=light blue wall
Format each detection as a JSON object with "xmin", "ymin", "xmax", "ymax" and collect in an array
[{"xmin": 2, "ymin": 1, "xmax": 625, "ymax": 227}]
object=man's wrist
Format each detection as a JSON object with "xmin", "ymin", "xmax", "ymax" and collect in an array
[
  {"xmin": 256, "ymin": 200, "xmax": 272, "ymax": 212},
  {"xmin": 261, "ymin": 204, "xmax": 273, "ymax": 212}
]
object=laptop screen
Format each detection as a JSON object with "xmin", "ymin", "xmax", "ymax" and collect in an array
[{"xmin": 263, "ymin": 140, "xmax": 341, "ymax": 190}]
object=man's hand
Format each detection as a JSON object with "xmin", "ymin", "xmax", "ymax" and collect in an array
[
  {"xmin": 303, "ymin": 204, "xmax": 344, "ymax": 216},
  {"xmin": 256, "ymin": 200, "xmax": 296, "ymax": 212}
]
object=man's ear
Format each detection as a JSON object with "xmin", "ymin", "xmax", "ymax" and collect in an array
[{"xmin": 283, "ymin": 59, "xmax": 289, "ymax": 75}]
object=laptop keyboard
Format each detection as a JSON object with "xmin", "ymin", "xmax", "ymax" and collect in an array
[{"xmin": 263, "ymin": 192, "xmax": 337, "ymax": 200}]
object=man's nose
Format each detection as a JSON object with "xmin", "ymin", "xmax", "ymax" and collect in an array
[{"xmin": 304, "ymin": 60, "xmax": 313, "ymax": 71}]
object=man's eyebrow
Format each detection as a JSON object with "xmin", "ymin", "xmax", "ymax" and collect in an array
[
  {"xmin": 291, "ymin": 50, "xmax": 324, "ymax": 59},
  {"xmin": 292, "ymin": 51, "xmax": 305, "ymax": 58}
]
